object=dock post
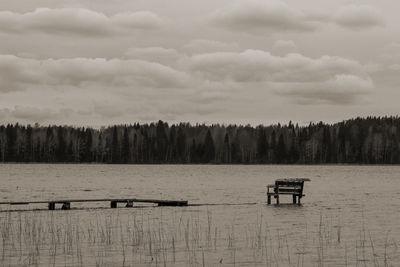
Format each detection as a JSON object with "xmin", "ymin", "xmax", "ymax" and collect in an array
[
  {"xmin": 48, "ymin": 202, "xmax": 55, "ymax": 210},
  {"xmin": 126, "ymin": 200, "xmax": 133, "ymax": 207},
  {"xmin": 267, "ymin": 195, "xmax": 271, "ymax": 205},
  {"xmin": 276, "ymin": 195, "xmax": 279, "ymax": 205},
  {"xmin": 62, "ymin": 202, "xmax": 71, "ymax": 210},
  {"xmin": 292, "ymin": 195, "xmax": 296, "ymax": 204},
  {"xmin": 110, "ymin": 201, "xmax": 117, "ymax": 208}
]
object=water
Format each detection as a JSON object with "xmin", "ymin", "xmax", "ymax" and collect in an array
[{"xmin": 0, "ymin": 164, "xmax": 399, "ymax": 266}]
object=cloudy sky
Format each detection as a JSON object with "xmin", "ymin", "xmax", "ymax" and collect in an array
[{"xmin": 0, "ymin": 0, "xmax": 399, "ymax": 126}]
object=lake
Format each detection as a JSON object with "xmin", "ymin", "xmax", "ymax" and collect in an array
[{"xmin": 0, "ymin": 164, "xmax": 399, "ymax": 266}]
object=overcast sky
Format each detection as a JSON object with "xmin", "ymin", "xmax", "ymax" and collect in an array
[{"xmin": 0, "ymin": 0, "xmax": 399, "ymax": 126}]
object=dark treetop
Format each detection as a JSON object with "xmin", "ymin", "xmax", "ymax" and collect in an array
[{"xmin": 0, "ymin": 116, "xmax": 399, "ymax": 164}]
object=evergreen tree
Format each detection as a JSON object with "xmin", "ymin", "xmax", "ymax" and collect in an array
[
  {"xmin": 276, "ymin": 134, "xmax": 286, "ymax": 163},
  {"xmin": 6, "ymin": 124, "xmax": 16, "ymax": 162},
  {"xmin": 0, "ymin": 117, "xmax": 400, "ymax": 164},
  {"xmin": 256, "ymin": 128, "xmax": 268, "ymax": 163},
  {"xmin": 288, "ymin": 133, "xmax": 298, "ymax": 163},
  {"xmin": 222, "ymin": 133, "xmax": 231, "ymax": 163},
  {"xmin": 121, "ymin": 126, "xmax": 130, "ymax": 163},
  {"xmin": 269, "ymin": 130, "xmax": 276, "ymax": 163},
  {"xmin": 322, "ymin": 127, "xmax": 331, "ymax": 163},
  {"xmin": 45, "ymin": 126, "xmax": 55, "ymax": 162},
  {"xmin": 203, "ymin": 130, "xmax": 215, "ymax": 163},
  {"xmin": 167, "ymin": 126, "xmax": 177, "ymax": 162},
  {"xmin": 25, "ymin": 125, "xmax": 33, "ymax": 162},
  {"xmin": 176, "ymin": 127, "xmax": 186, "ymax": 162},
  {"xmin": 84, "ymin": 128, "xmax": 93, "ymax": 162},
  {"xmin": 111, "ymin": 126, "xmax": 120, "ymax": 163},
  {"xmin": 132, "ymin": 133, "xmax": 138, "ymax": 163},
  {"xmin": 156, "ymin": 120, "xmax": 168, "ymax": 162},
  {"xmin": 189, "ymin": 139, "xmax": 197, "ymax": 163}
]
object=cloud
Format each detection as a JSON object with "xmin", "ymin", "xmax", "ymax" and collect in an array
[
  {"xmin": 0, "ymin": 108, "xmax": 10, "ymax": 119},
  {"xmin": 208, "ymin": 1, "xmax": 384, "ymax": 34},
  {"xmin": 378, "ymin": 43, "xmax": 400, "ymax": 64},
  {"xmin": 334, "ymin": 5, "xmax": 384, "ymax": 30},
  {"xmin": 93, "ymin": 102, "xmax": 124, "ymax": 118},
  {"xmin": 388, "ymin": 64, "xmax": 400, "ymax": 71},
  {"xmin": 158, "ymin": 103, "xmax": 224, "ymax": 118},
  {"xmin": 0, "ymin": 8, "xmax": 163, "ymax": 36},
  {"xmin": 0, "ymin": 55, "xmax": 188, "ymax": 92},
  {"xmin": 275, "ymin": 74, "xmax": 373, "ymax": 105},
  {"xmin": 209, "ymin": 0, "xmax": 320, "ymax": 33},
  {"xmin": 111, "ymin": 11, "xmax": 163, "ymax": 30},
  {"xmin": 189, "ymin": 50, "xmax": 367, "ymax": 82},
  {"xmin": 182, "ymin": 39, "xmax": 240, "ymax": 54},
  {"xmin": 2, "ymin": 106, "xmax": 71, "ymax": 122},
  {"xmin": 272, "ymin": 40, "xmax": 297, "ymax": 56},
  {"xmin": 125, "ymin": 47, "xmax": 179, "ymax": 65},
  {"xmin": 0, "ymin": 46, "xmax": 375, "ymax": 124},
  {"xmin": 189, "ymin": 49, "xmax": 372, "ymax": 104}
]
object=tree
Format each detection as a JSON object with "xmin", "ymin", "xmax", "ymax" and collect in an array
[
  {"xmin": 111, "ymin": 126, "xmax": 120, "ymax": 163},
  {"xmin": 288, "ymin": 132, "xmax": 298, "ymax": 163},
  {"xmin": 25, "ymin": 125, "xmax": 33, "ymax": 162},
  {"xmin": 276, "ymin": 134, "xmax": 286, "ymax": 163},
  {"xmin": 45, "ymin": 126, "xmax": 55, "ymax": 162},
  {"xmin": 132, "ymin": 133, "xmax": 138, "ymax": 163},
  {"xmin": 121, "ymin": 126, "xmax": 130, "ymax": 163},
  {"xmin": 156, "ymin": 120, "xmax": 168, "ymax": 162},
  {"xmin": 222, "ymin": 133, "xmax": 231, "ymax": 163},
  {"xmin": 256, "ymin": 128, "xmax": 268, "ymax": 163},
  {"xmin": 322, "ymin": 127, "xmax": 332, "ymax": 163},
  {"xmin": 0, "ymin": 117, "xmax": 400, "ymax": 164},
  {"xmin": 176, "ymin": 127, "xmax": 186, "ymax": 162},
  {"xmin": 83, "ymin": 128, "xmax": 93, "ymax": 162},
  {"xmin": 6, "ymin": 124, "xmax": 16, "ymax": 162},
  {"xmin": 189, "ymin": 139, "xmax": 197, "ymax": 163},
  {"xmin": 55, "ymin": 126, "xmax": 65, "ymax": 162},
  {"xmin": 203, "ymin": 130, "xmax": 215, "ymax": 163},
  {"xmin": 269, "ymin": 130, "xmax": 276, "ymax": 163}
]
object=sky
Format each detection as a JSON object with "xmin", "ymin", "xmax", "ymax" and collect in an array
[{"xmin": 0, "ymin": 0, "xmax": 399, "ymax": 127}]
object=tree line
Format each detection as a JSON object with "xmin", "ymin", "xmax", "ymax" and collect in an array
[{"xmin": 0, "ymin": 116, "xmax": 399, "ymax": 164}]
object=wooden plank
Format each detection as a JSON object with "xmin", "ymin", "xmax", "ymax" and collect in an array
[
  {"xmin": 0, "ymin": 198, "xmax": 188, "ymax": 206},
  {"xmin": 275, "ymin": 178, "xmax": 310, "ymax": 182},
  {"xmin": 277, "ymin": 189, "xmax": 302, "ymax": 193},
  {"xmin": 279, "ymin": 193, "xmax": 304, "ymax": 196},
  {"xmin": 9, "ymin": 202, "xmax": 31, "ymax": 205},
  {"xmin": 275, "ymin": 182, "xmax": 303, "ymax": 187}
]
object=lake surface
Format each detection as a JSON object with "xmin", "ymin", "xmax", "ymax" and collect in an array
[{"xmin": 0, "ymin": 164, "xmax": 399, "ymax": 266}]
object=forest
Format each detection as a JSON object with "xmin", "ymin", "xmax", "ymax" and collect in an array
[{"xmin": 0, "ymin": 116, "xmax": 399, "ymax": 164}]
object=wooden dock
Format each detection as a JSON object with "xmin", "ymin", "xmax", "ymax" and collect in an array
[{"xmin": 0, "ymin": 198, "xmax": 188, "ymax": 210}]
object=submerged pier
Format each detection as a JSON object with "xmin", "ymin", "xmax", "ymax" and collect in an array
[{"xmin": 0, "ymin": 198, "xmax": 188, "ymax": 210}]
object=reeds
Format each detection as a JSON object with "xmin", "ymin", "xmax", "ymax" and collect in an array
[{"xmin": 0, "ymin": 207, "xmax": 398, "ymax": 266}]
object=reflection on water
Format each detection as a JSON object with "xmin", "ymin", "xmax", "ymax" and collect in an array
[{"xmin": 0, "ymin": 164, "xmax": 399, "ymax": 266}]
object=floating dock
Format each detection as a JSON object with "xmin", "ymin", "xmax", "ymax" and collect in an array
[{"xmin": 0, "ymin": 198, "xmax": 188, "ymax": 210}]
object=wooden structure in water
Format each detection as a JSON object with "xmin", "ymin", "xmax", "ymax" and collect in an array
[
  {"xmin": 267, "ymin": 178, "xmax": 310, "ymax": 205},
  {"xmin": 0, "ymin": 198, "xmax": 188, "ymax": 210}
]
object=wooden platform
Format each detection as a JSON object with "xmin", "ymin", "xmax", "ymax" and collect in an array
[{"xmin": 0, "ymin": 198, "xmax": 188, "ymax": 210}]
